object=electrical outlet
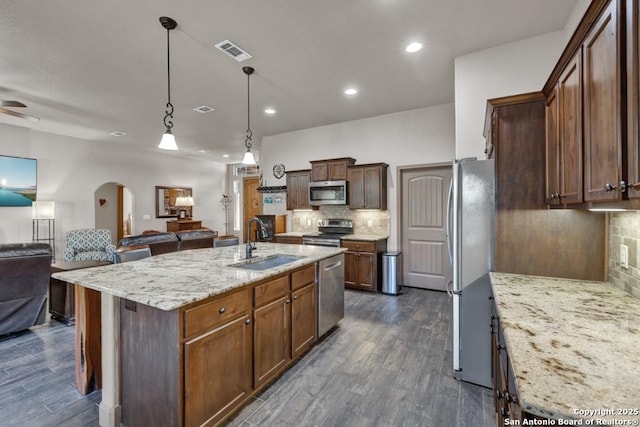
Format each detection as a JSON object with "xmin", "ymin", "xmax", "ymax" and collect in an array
[
  {"xmin": 143, "ymin": 214, "xmax": 151, "ymax": 220},
  {"xmin": 367, "ymin": 220, "xmax": 373, "ymax": 228},
  {"xmin": 306, "ymin": 218, "xmax": 312, "ymax": 226},
  {"xmin": 620, "ymin": 244, "xmax": 629, "ymax": 269}
]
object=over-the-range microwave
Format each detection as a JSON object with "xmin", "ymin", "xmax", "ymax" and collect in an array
[{"xmin": 308, "ymin": 180, "xmax": 348, "ymax": 206}]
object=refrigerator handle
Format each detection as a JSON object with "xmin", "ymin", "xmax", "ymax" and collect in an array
[{"xmin": 446, "ymin": 178, "xmax": 453, "ymax": 264}]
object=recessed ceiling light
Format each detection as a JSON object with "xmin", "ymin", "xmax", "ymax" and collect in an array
[
  {"xmin": 264, "ymin": 108, "xmax": 276, "ymax": 115},
  {"xmin": 406, "ymin": 42, "xmax": 423, "ymax": 53},
  {"xmin": 110, "ymin": 131, "xmax": 126, "ymax": 137},
  {"xmin": 344, "ymin": 88, "xmax": 358, "ymax": 96},
  {"xmin": 193, "ymin": 105, "xmax": 215, "ymax": 113},
  {"xmin": 222, "ymin": 154, "xmax": 230, "ymax": 158}
]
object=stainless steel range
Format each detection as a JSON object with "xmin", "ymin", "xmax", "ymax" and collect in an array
[{"xmin": 302, "ymin": 219, "xmax": 353, "ymax": 247}]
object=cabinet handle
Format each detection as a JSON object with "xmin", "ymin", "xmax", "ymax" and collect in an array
[
  {"xmin": 293, "ymin": 295, "xmax": 298, "ymax": 300},
  {"xmin": 219, "ymin": 307, "xmax": 226, "ymax": 314},
  {"xmin": 496, "ymin": 390, "xmax": 504, "ymax": 400},
  {"xmin": 604, "ymin": 183, "xmax": 617, "ymax": 192},
  {"xmin": 500, "ymin": 407, "xmax": 509, "ymax": 418},
  {"xmin": 245, "ymin": 319, "xmax": 251, "ymax": 325},
  {"xmin": 549, "ymin": 193, "xmax": 561, "ymax": 199},
  {"xmin": 285, "ymin": 300, "xmax": 291, "ymax": 304},
  {"xmin": 620, "ymin": 181, "xmax": 632, "ymax": 192}
]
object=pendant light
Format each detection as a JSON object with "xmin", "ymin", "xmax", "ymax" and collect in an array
[
  {"xmin": 241, "ymin": 66, "xmax": 256, "ymax": 165},
  {"xmin": 158, "ymin": 16, "xmax": 178, "ymax": 150}
]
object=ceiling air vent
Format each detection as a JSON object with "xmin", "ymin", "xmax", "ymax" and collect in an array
[{"xmin": 214, "ymin": 40, "xmax": 252, "ymax": 62}]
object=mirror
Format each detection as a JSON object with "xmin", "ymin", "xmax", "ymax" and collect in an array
[{"xmin": 156, "ymin": 186, "xmax": 192, "ymax": 218}]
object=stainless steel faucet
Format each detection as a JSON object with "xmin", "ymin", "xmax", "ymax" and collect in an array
[{"xmin": 246, "ymin": 217, "xmax": 268, "ymax": 259}]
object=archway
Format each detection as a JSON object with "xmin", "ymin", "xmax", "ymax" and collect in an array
[{"xmin": 94, "ymin": 182, "xmax": 134, "ymax": 244}]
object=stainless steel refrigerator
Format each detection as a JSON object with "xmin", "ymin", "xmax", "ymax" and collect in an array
[{"xmin": 447, "ymin": 158, "xmax": 495, "ymax": 388}]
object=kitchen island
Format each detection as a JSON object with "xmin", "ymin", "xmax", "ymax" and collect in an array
[
  {"xmin": 53, "ymin": 243, "xmax": 345, "ymax": 427},
  {"xmin": 490, "ymin": 272, "xmax": 640, "ymax": 424}
]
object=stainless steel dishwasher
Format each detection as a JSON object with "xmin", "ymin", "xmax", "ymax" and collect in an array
[{"xmin": 317, "ymin": 254, "xmax": 345, "ymax": 337}]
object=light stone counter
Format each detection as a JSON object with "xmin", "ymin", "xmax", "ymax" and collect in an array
[
  {"xmin": 490, "ymin": 272, "xmax": 640, "ymax": 422},
  {"xmin": 53, "ymin": 243, "xmax": 345, "ymax": 311}
]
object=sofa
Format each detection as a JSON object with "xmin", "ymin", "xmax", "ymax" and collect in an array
[
  {"xmin": 175, "ymin": 229, "xmax": 217, "ymax": 250},
  {"xmin": 0, "ymin": 243, "xmax": 52, "ymax": 336},
  {"xmin": 117, "ymin": 232, "xmax": 180, "ymax": 256},
  {"xmin": 63, "ymin": 228, "xmax": 116, "ymax": 262},
  {"xmin": 117, "ymin": 229, "xmax": 219, "ymax": 255}
]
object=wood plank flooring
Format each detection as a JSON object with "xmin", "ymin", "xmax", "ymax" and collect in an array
[{"xmin": 0, "ymin": 287, "xmax": 494, "ymax": 427}]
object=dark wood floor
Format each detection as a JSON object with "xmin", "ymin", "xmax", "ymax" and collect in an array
[{"xmin": 0, "ymin": 288, "xmax": 494, "ymax": 427}]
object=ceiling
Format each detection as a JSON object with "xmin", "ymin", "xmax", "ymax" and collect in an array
[{"xmin": 0, "ymin": 0, "xmax": 578, "ymax": 163}]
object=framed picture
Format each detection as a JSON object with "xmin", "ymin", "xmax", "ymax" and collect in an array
[
  {"xmin": 155, "ymin": 186, "xmax": 192, "ymax": 218},
  {"xmin": 0, "ymin": 155, "xmax": 37, "ymax": 207}
]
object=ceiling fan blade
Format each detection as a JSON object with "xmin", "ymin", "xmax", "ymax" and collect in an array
[
  {"xmin": 0, "ymin": 107, "xmax": 40, "ymax": 122},
  {"xmin": 0, "ymin": 100, "xmax": 27, "ymax": 108}
]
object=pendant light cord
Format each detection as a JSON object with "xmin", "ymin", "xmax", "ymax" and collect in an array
[{"xmin": 245, "ymin": 71, "xmax": 252, "ymax": 150}]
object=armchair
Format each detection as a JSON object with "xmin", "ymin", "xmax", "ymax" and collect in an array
[{"xmin": 63, "ymin": 229, "xmax": 116, "ymax": 262}]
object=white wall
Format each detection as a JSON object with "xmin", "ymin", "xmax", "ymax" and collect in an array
[
  {"xmin": 260, "ymin": 103, "xmax": 456, "ymax": 249},
  {"xmin": 454, "ymin": 31, "xmax": 567, "ymax": 159},
  {"xmin": 0, "ymin": 123, "xmax": 227, "ymax": 259},
  {"xmin": 453, "ymin": 0, "xmax": 592, "ymax": 159}
]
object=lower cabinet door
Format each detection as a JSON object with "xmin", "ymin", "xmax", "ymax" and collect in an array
[
  {"xmin": 184, "ymin": 314, "xmax": 252, "ymax": 427},
  {"xmin": 291, "ymin": 283, "xmax": 317, "ymax": 357},
  {"xmin": 253, "ymin": 296, "xmax": 291, "ymax": 388}
]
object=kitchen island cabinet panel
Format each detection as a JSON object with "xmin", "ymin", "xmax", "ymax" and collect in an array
[
  {"xmin": 291, "ymin": 282, "xmax": 317, "ymax": 358},
  {"xmin": 253, "ymin": 295, "xmax": 291, "ymax": 388},
  {"xmin": 185, "ymin": 314, "xmax": 252, "ymax": 427},
  {"xmin": 120, "ymin": 301, "xmax": 181, "ymax": 427}
]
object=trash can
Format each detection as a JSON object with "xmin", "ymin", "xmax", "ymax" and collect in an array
[{"xmin": 381, "ymin": 251, "xmax": 402, "ymax": 295}]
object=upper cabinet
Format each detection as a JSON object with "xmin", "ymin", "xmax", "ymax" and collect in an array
[
  {"xmin": 546, "ymin": 51, "xmax": 584, "ymax": 205},
  {"xmin": 347, "ymin": 163, "xmax": 388, "ymax": 210},
  {"xmin": 583, "ymin": 0, "xmax": 622, "ymax": 202},
  {"xmin": 286, "ymin": 169, "xmax": 316, "ymax": 210},
  {"xmin": 543, "ymin": 0, "xmax": 630, "ymax": 207},
  {"xmin": 627, "ymin": 0, "xmax": 640, "ymax": 198},
  {"xmin": 310, "ymin": 157, "xmax": 356, "ymax": 181}
]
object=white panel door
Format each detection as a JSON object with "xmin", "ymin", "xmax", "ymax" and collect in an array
[{"xmin": 401, "ymin": 166, "xmax": 452, "ymax": 291}]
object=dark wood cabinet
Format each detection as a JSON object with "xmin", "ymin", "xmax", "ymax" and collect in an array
[
  {"xmin": 310, "ymin": 157, "xmax": 356, "ymax": 181},
  {"xmin": 253, "ymin": 295, "xmax": 291, "ymax": 388},
  {"xmin": 558, "ymin": 51, "xmax": 584, "ymax": 204},
  {"xmin": 184, "ymin": 314, "xmax": 252, "ymax": 427},
  {"xmin": 583, "ymin": 0, "xmax": 623, "ymax": 202},
  {"xmin": 342, "ymin": 239, "xmax": 386, "ymax": 292},
  {"xmin": 166, "ymin": 220, "xmax": 202, "ymax": 232},
  {"xmin": 545, "ymin": 86, "xmax": 561, "ymax": 204},
  {"xmin": 117, "ymin": 263, "xmax": 323, "ymax": 426},
  {"xmin": 627, "ymin": 0, "xmax": 640, "ymax": 198},
  {"xmin": 486, "ymin": 93, "xmax": 606, "ymax": 281},
  {"xmin": 347, "ymin": 163, "xmax": 388, "ymax": 210},
  {"xmin": 274, "ymin": 235, "xmax": 302, "ymax": 245},
  {"xmin": 286, "ymin": 169, "xmax": 314, "ymax": 210},
  {"xmin": 291, "ymin": 267, "xmax": 317, "ymax": 358}
]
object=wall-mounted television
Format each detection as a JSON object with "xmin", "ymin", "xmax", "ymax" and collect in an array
[{"xmin": 0, "ymin": 155, "xmax": 37, "ymax": 207}]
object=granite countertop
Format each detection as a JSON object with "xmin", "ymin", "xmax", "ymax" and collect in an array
[
  {"xmin": 53, "ymin": 243, "xmax": 344, "ymax": 312},
  {"xmin": 490, "ymin": 272, "xmax": 640, "ymax": 422},
  {"xmin": 274, "ymin": 232, "xmax": 304, "ymax": 237}
]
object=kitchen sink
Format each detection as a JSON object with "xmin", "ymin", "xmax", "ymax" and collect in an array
[{"xmin": 229, "ymin": 254, "xmax": 305, "ymax": 271}]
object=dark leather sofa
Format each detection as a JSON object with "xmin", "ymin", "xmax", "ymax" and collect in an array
[
  {"xmin": 117, "ymin": 232, "xmax": 179, "ymax": 256},
  {"xmin": 175, "ymin": 229, "xmax": 217, "ymax": 250},
  {"xmin": 117, "ymin": 229, "xmax": 217, "ymax": 255},
  {"xmin": 0, "ymin": 243, "xmax": 52, "ymax": 336}
]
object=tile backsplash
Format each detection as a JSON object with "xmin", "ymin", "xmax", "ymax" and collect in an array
[
  {"xmin": 290, "ymin": 206, "xmax": 390, "ymax": 236},
  {"xmin": 608, "ymin": 211, "xmax": 640, "ymax": 299}
]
